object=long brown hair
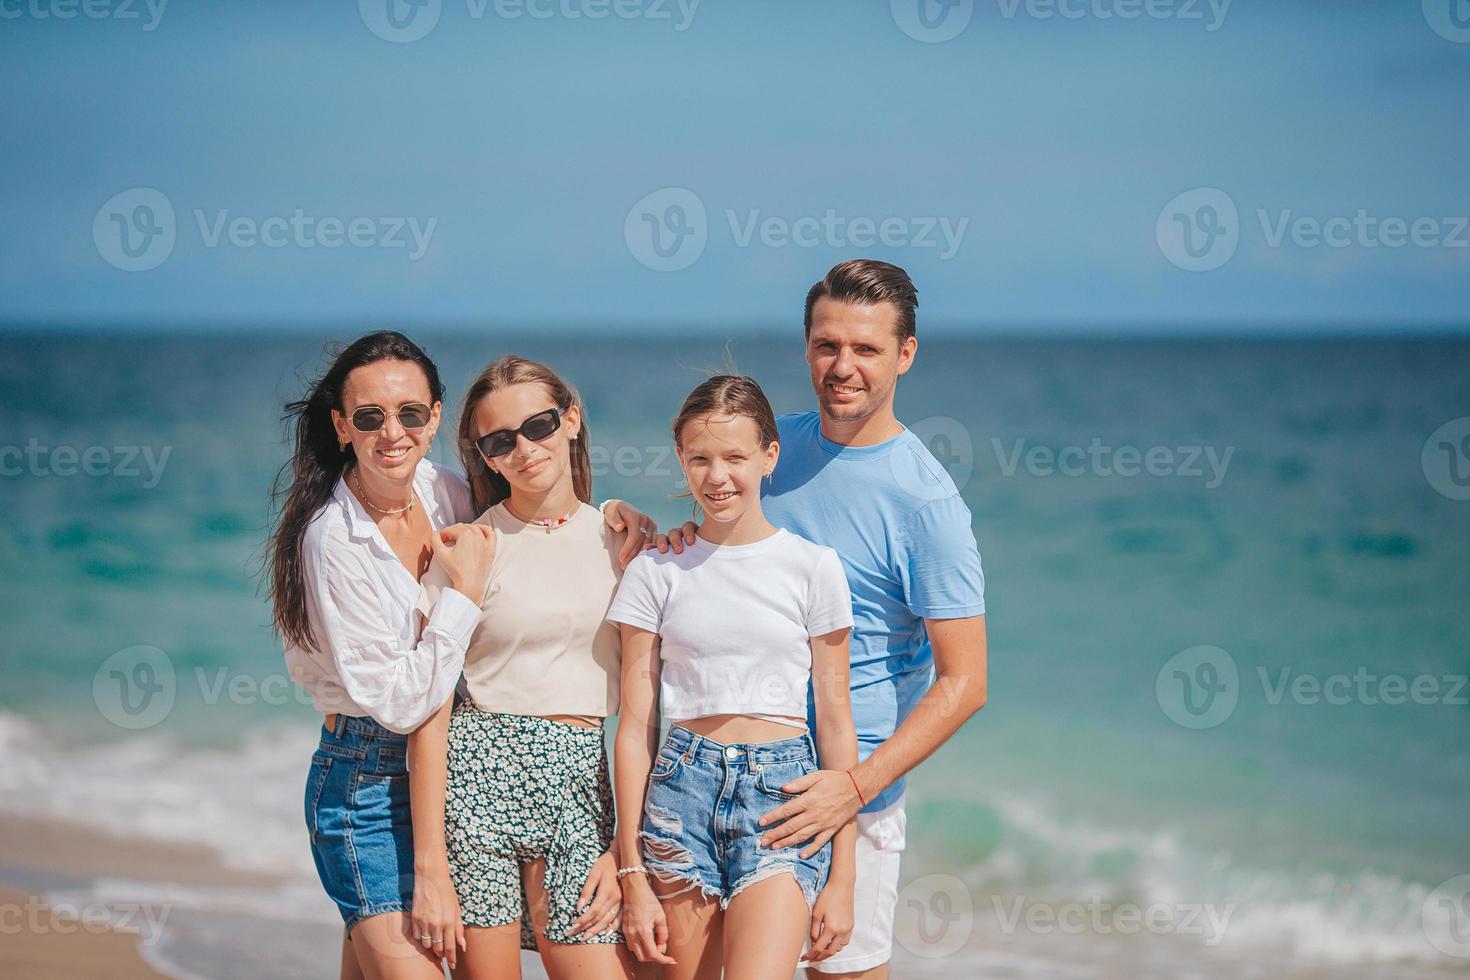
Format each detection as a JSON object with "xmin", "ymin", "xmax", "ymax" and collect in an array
[
  {"xmin": 457, "ymin": 355, "xmax": 593, "ymax": 514},
  {"xmin": 266, "ymin": 331, "xmax": 446, "ymax": 652}
]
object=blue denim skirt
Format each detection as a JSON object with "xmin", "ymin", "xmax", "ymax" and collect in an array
[{"xmin": 304, "ymin": 714, "xmax": 414, "ymax": 931}]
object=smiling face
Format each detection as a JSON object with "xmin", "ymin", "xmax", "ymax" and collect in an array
[
  {"xmin": 805, "ymin": 297, "xmax": 917, "ymax": 425},
  {"xmin": 332, "ymin": 359, "xmax": 441, "ymax": 482},
  {"xmin": 676, "ymin": 413, "xmax": 778, "ymax": 525},
  {"xmin": 473, "ymin": 381, "xmax": 581, "ymax": 497}
]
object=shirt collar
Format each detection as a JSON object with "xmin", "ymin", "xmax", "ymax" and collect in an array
[{"xmin": 335, "ymin": 457, "xmax": 445, "ymax": 542}]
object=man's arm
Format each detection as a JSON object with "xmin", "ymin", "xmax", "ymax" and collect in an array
[
  {"xmin": 758, "ymin": 614, "xmax": 986, "ymax": 850},
  {"xmin": 851, "ymin": 614, "xmax": 986, "ymax": 803}
]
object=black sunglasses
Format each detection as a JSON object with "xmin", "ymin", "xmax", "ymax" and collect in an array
[
  {"xmin": 475, "ymin": 407, "xmax": 562, "ymax": 459},
  {"xmin": 350, "ymin": 402, "xmax": 432, "ymax": 432}
]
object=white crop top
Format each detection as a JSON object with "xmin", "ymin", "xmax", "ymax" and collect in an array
[{"xmin": 605, "ymin": 527, "xmax": 852, "ymax": 728}]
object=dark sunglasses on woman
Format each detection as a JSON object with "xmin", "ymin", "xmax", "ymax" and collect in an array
[
  {"xmin": 349, "ymin": 402, "xmax": 433, "ymax": 432},
  {"xmin": 476, "ymin": 407, "xmax": 562, "ymax": 459}
]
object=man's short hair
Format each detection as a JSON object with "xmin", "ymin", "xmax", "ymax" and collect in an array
[{"xmin": 804, "ymin": 259, "xmax": 919, "ymax": 342}]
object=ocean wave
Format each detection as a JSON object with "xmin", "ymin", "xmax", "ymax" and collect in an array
[{"xmin": 916, "ymin": 791, "xmax": 1464, "ymax": 969}]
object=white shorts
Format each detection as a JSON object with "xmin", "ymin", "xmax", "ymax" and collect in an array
[{"xmin": 805, "ymin": 793, "xmax": 907, "ymax": 974}]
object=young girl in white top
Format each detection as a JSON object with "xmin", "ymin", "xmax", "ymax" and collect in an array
[
  {"xmin": 408, "ymin": 356, "xmax": 637, "ymax": 980},
  {"xmin": 608, "ymin": 375, "xmax": 859, "ymax": 979}
]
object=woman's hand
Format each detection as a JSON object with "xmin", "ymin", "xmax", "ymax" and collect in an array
[
  {"xmin": 567, "ymin": 848, "xmax": 622, "ymax": 939},
  {"xmin": 804, "ymin": 875, "xmax": 854, "ymax": 965},
  {"xmin": 432, "ymin": 522, "xmax": 495, "ymax": 599},
  {"xmin": 620, "ymin": 873, "xmax": 678, "ymax": 965},
  {"xmin": 410, "ymin": 868, "xmax": 466, "ymax": 969}
]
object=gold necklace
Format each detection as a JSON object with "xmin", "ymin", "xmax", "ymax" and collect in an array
[{"xmin": 354, "ymin": 471, "xmax": 415, "ymax": 516}]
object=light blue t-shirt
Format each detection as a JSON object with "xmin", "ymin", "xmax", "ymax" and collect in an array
[{"xmin": 762, "ymin": 412, "xmax": 986, "ymax": 813}]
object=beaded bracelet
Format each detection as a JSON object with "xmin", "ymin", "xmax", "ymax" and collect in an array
[{"xmin": 616, "ymin": 865, "xmax": 649, "ymax": 880}]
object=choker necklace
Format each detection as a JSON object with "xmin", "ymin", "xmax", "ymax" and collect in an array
[
  {"xmin": 354, "ymin": 471, "xmax": 415, "ymax": 517},
  {"xmin": 506, "ymin": 499, "xmax": 576, "ymax": 532}
]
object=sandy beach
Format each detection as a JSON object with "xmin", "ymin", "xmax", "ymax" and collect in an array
[{"xmin": 0, "ymin": 811, "xmax": 282, "ymax": 980}]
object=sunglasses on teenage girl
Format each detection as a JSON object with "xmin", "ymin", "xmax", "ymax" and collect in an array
[{"xmin": 475, "ymin": 407, "xmax": 563, "ymax": 459}]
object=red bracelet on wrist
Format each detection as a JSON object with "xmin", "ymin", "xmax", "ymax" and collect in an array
[{"xmin": 846, "ymin": 768, "xmax": 866, "ymax": 806}]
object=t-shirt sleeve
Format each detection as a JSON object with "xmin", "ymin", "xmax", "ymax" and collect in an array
[
  {"xmin": 804, "ymin": 546, "xmax": 854, "ymax": 637},
  {"xmin": 605, "ymin": 552, "xmax": 665, "ymax": 634},
  {"xmin": 899, "ymin": 495, "xmax": 986, "ymax": 619}
]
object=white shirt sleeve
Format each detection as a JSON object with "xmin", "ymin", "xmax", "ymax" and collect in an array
[
  {"xmin": 605, "ymin": 552, "xmax": 665, "ymax": 634},
  {"xmin": 804, "ymin": 546, "xmax": 855, "ymax": 637},
  {"xmin": 304, "ymin": 537, "xmax": 479, "ymax": 734}
]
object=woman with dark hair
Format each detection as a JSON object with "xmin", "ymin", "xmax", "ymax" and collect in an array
[{"xmin": 267, "ymin": 332, "xmax": 657, "ymax": 979}]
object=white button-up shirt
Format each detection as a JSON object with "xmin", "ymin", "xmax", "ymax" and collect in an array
[{"xmin": 283, "ymin": 457, "xmax": 481, "ymax": 733}]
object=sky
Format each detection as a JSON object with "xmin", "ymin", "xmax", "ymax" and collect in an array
[{"xmin": 1, "ymin": 0, "xmax": 1468, "ymax": 334}]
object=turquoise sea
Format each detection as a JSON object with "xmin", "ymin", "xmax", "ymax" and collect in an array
[{"xmin": 1, "ymin": 332, "xmax": 1468, "ymax": 978}]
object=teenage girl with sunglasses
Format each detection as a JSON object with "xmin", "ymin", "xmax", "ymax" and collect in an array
[{"xmin": 408, "ymin": 356, "xmax": 638, "ymax": 979}]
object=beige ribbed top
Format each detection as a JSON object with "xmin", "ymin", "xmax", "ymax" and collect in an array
[{"xmin": 417, "ymin": 500, "xmax": 622, "ymax": 719}]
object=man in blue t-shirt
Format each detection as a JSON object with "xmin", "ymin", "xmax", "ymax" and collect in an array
[{"xmin": 656, "ymin": 259, "xmax": 988, "ymax": 978}]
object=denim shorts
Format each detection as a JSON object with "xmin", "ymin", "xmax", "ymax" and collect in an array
[
  {"xmin": 640, "ymin": 724, "xmax": 831, "ymax": 910},
  {"xmin": 304, "ymin": 715, "xmax": 414, "ymax": 932}
]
